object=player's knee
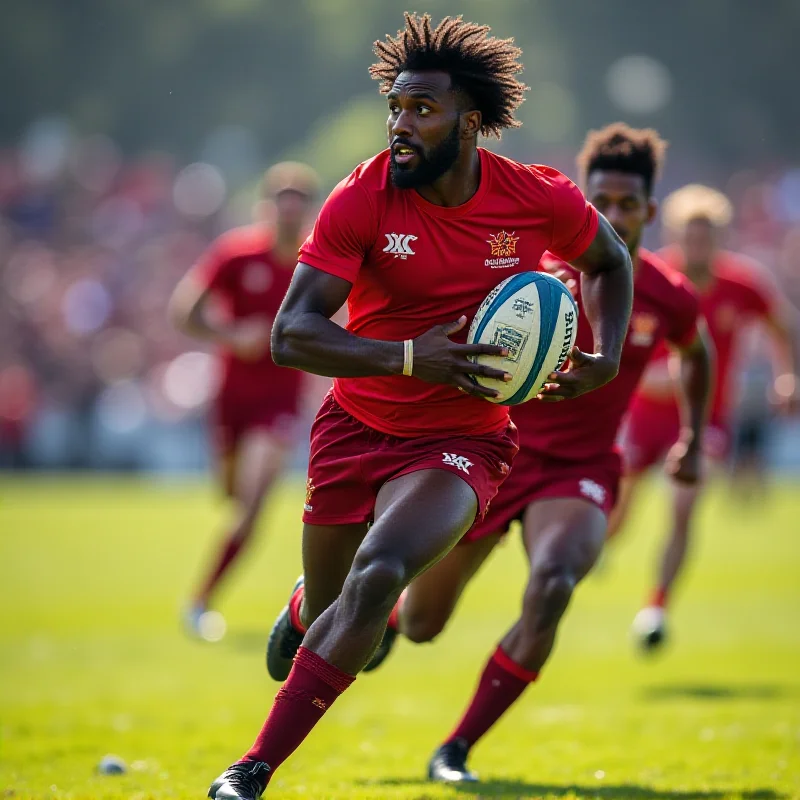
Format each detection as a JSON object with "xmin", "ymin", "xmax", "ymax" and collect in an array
[
  {"xmin": 401, "ymin": 608, "xmax": 447, "ymax": 644},
  {"xmin": 348, "ymin": 549, "xmax": 407, "ymax": 619},
  {"xmin": 524, "ymin": 563, "xmax": 576, "ymax": 627}
]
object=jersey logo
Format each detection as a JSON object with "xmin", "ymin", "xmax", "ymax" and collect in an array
[
  {"xmin": 629, "ymin": 312, "xmax": 658, "ymax": 347},
  {"xmin": 383, "ymin": 233, "xmax": 418, "ymax": 258},
  {"xmin": 442, "ymin": 452, "xmax": 473, "ymax": 474},
  {"xmin": 579, "ymin": 478, "xmax": 606, "ymax": 506},
  {"xmin": 485, "ymin": 231, "xmax": 520, "ymax": 268}
]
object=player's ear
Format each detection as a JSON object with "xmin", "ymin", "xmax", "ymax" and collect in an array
[
  {"xmin": 461, "ymin": 109, "xmax": 482, "ymax": 139},
  {"xmin": 646, "ymin": 197, "xmax": 658, "ymax": 225}
]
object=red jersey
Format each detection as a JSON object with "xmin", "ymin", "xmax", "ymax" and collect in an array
[
  {"xmin": 515, "ymin": 249, "xmax": 699, "ymax": 460},
  {"xmin": 641, "ymin": 247, "xmax": 778, "ymax": 423},
  {"xmin": 299, "ymin": 148, "xmax": 599, "ymax": 438},
  {"xmin": 193, "ymin": 225, "xmax": 304, "ymax": 410}
]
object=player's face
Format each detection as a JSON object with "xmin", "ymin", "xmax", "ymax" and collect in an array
[
  {"xmin": 274, "ymin": 190, "xmax": 313, "ymax": 237},
  {"xmin": 387, "ymin": 70, "xmax": 463, "ymax": 189},
  {"xmin": 586, "ymin": 171, "xmax": 656, "ymax": 254},
  {"xmin": 680, "ymin": 218, "xmax": 718, "ymax": 268}
]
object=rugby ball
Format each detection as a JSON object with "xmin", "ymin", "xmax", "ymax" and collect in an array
[{"xmin": 468, "ymin": 271, "xmax": 578, "ymax": 405}]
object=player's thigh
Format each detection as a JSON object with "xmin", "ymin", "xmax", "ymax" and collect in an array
[
  {"xmin": 357, "ymin": 468, "xmax": 479, "ymax": 582},
  {"xmin": 302, "ymin": 522, "xmax": 370, "ymax": 621},
  {"xmin": 233, "ymin": 428, "xmax": 290, "ymax": 506},
  {"xmin": 402, "ymin": 533, "xmax": 500, "ymax": 635},
  {"xmin": 522, "ymin": 497, "xmax": 608, "ymax": 581}
]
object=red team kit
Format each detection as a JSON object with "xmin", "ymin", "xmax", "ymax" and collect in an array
[
  {"xmin": 193, "ymin": 225, "xmax": 305, "ymax": 458},
  {"xmin": 465, "ymin": 248, "xmax": 700, "ymax": 540},
  {"xmin": 297, "ymin": 148, "xmax": 600, "ymax": 523},
  {"xmin": 621, "ymin": 246, "xmax": 778, "ymax": 473}
]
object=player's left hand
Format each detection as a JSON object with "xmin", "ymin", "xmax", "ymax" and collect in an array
[
  {"xmin": 535, "ymin": 346, "xmax": 618, "ymax": 402},
  {"xmin": 665, "ymin": 435, "xmax": 702, "ymax": 484}
]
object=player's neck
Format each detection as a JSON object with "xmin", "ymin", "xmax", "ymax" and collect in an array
[
  {"xmin": 685, "ymin": 262, "xmax": 713, "ymax": 289},
  {"xmin": 414, "ymin": 148, "xmax": 481, "ymax": 208},
  {"xmin": 272, "ymin": 235, "xmax": 301, "ymax": 267}
]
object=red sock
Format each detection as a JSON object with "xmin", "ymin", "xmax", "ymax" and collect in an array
[
  {"xmin": 243, "ymin": 647, "xmax": 355, "ymax": 773},
  {"xmin": 387, "ymin": 589, "xmax": 406, "ymax": 631},
  {"xmin": 196, "ymin": 535, "xmax": 244, "ymax": 606},
  {"xmin": 650, "ymin": 587, "xmax": 668, "ymax": 609},
  {"xmin": 446, "ymin": 645, "xmax": 538, "ymax": 749},
  {"xmin": 288, "ymin": 584, "xmax": 307, "ymax": 634}
]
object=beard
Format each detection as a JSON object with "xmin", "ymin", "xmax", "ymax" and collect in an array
[{"xmin": 390, "ymin": 121, "xmax": 461, "ymax": 190}]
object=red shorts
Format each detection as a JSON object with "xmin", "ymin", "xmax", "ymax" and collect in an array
[
  {"xmin": 619, "ymin": 397, "xmax": 729, "ymax": 474},
  {"xmin": 463, "ymin": 448, "xmax": 621, "ymax": 542},
  {"xmin": 213, "ymin": 394, "xmax": 301, "ymax": 457},
  {"xmin": 302, "ymin": 393, "xmax": 519, "ymax": 527}
]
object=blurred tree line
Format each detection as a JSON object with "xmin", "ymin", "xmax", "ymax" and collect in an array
[{"xmin": 2, "ymin": 0, "xmax": 798, "ymax": 188}]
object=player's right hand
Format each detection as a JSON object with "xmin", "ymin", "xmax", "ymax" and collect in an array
[
  {"xmin": 227, "ymin": 317, "xmax": 272, "ymax": 361},
  {"xmin": 411, "ymin": 316, "xmax": 511, "ymax": 398}
]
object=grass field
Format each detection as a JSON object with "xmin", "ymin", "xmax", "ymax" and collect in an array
[{"xmin": 1, "ymin": 475, "xmax": 799, "ymax": 800}]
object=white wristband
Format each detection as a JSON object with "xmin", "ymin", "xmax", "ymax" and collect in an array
[{"xmin": 403, "ymin": 339, "xmax": 414, "ymax": 377}]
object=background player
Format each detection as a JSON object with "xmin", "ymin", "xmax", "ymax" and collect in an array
[
  {"xmin": 168, "ymin": 162, "xmax": 319, "ymax": 641},
  {"xmin": 368, "ymin": 124, "xmax": 713, "ymax": 783},
  {"xmin": 610, "ymin": 183, "xmax": 799, "ymax": 649},
  {"xmin": 208, "ymin": 14, "xmax": 634, "ymax": 799}
]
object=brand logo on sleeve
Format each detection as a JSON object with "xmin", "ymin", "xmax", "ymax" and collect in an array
[{"xmin": 383, "ymin": 233, "xmax": 418, "ymax": 258}]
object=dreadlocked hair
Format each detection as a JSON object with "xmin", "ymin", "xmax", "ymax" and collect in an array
[
  {"xmin": 577, "ymin": 122, "xmax": 668, "ymax": 195},
  {"xmin": 370, "ymin": 12, "xmax": 528, "ymax": 138}
]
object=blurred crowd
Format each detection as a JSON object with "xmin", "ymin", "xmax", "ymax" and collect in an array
[
  {"xmin": 2, "ymin": 124, "xmax": 800, "ymax": 472},
  {"xmin": 0, "ymin": 128, "xmax": 235, "ymax": 470}
]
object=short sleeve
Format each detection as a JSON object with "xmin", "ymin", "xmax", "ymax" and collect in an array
[
  {"xmin": 666, "ymin": 279, "xmax": 701, "ymax": 348},
  {"xmin": 544, "ymin": 168, "xmax": 599, "ymax": 263},
  {"xmin": 192, "ymin": 235, "xmax": 233, "ymax": 294},
  {"xmin": 299, "ymin": 176, "xmax": 376, "ymax": 284},
  {"xmin": 741, "ymin": 274, "xmax": 777, "ymax": 319}
]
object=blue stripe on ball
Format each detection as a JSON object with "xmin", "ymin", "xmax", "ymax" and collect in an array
[{"xmin": 504, "ymin": 275, "xmax": 564, "ymax": 405}]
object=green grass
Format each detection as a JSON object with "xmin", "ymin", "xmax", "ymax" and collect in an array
[{"xmin": 1, "ymin": 475, "xmax": 799, "ymax": 800}]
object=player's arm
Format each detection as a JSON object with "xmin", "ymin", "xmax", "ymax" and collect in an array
[
  {"xmin": 168, "ymin": 272, "xmax": 269, "ymax": 360},
  {"xmin": 763, "ymin": 301, "xmax": 800, "ymax": 411},
  {"xmin": 539, "ymin": 215, "xmax": 633, "ymax": 401},
  {"xmin": 271, "ymin": 264, "xmax": 511, "ymax": 397},
  {"xmin": 665, "ymin": 320, "xmax": 715, "ymax": 484}
]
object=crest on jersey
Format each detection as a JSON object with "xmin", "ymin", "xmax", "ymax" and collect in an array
[
  {"xmin": 629, "ymin": 312, "xmax": 659, "ymax": 347},
  {"xmin": 486, "ymin": 231, "xmax": 519, "ymax": 257}
]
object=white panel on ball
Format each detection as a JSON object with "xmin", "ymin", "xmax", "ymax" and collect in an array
[{"xmin": 467, "ymin": 271, "xmax": 578, "ymax": 405}]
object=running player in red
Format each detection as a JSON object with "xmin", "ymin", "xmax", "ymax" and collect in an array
[
  {"xmin": 168, "ymin": 162, "xmax": 320, "ymax": 641},
  {"xmin": 208, "ymin": 14, "xmax": 633, "ymax": 798},
  {"xmin": 363, "ymin": 124, "xmax": 713, "ymax": 783},
  {"xmin": 609, "ymin": 183, "xmax": 799, "ymax": 651}
]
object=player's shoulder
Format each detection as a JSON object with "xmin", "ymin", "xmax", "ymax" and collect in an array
[
  {"xmin": 714, "ymin": 250, "xmax": 773, "ymax": 291},
  {"xmin": 638, "ymin": 248, "xmax": 699, "ymax": 310},
  {"xmin": 322, "ymin": 150, "xmax": 390, "ymax": 219},
  {"xmin": 335, "ymin": 150, "xmax": 390, "ymax": 195},
  {"xmin": 208, "ymin": 225, "xmax": 272, "ymax": 262},
  {"xmin": 483, "ymin": 150, "xmax": 578, "ymax": 198}
]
